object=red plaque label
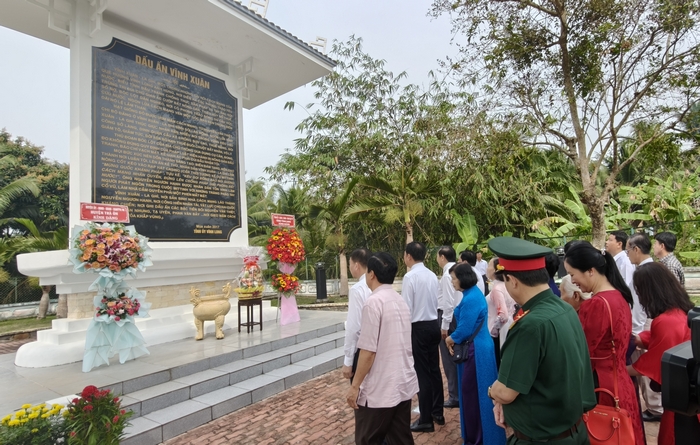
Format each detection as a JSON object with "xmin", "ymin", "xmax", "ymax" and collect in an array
[
  {"xmin": 80, "ymin": 203, "xmax": 130, "ymax": 223},
  {"xmin": 271, "ymin": 213, "xmax": 295, "ymax": 228}
]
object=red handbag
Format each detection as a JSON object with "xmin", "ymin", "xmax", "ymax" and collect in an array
[{"xmin": 582, "ymin": 296, "xmax": 636, "ymax": 445}]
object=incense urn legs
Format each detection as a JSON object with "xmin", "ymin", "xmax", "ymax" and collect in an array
[{"xmin": 190, "ymin": 283, "xmax": 232, "ymax": 340}]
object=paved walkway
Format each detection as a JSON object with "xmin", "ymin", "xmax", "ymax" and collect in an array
[
  {"xmin": 1, "ymin": 339, "xmax": 660, "ymax": 445},
  {"xmin": 164, "ymin": 366, "xmax": 659, "ymax": 445}
]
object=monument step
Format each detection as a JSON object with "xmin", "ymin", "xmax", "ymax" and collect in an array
[
  {"xmin": 120, "ymin": 343, "xmax": 346, "ymax": 445},
  {"xmin": 119, "ymin": 331, "xmax": 344, "ymax": 418}
]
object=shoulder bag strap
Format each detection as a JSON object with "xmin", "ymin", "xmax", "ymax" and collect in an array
[
  {"xmin": 598, "ymin": 296, "xmax": 621, "ymax": 406},
  {"xmin": 466, "ymin": 316, "xmax": 485, "ymax": 344}
]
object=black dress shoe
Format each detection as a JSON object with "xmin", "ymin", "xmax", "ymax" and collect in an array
[
  {"xmin": 444, "ymin": 399, "xmax": 459, "ymax": 408},
  {"xmin": 433, "ymin": 415, "xmax": 445, "ymax": 425},
  {"xmin": 642, "ymin": 410, "xmax": 662, "ymax": 422},
  {"xmin": 410, "ymin": 420, "xmax": 435, "ymax": 432}
]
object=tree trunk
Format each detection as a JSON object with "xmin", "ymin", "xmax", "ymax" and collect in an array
[
  {"xmin": 37, "ymin": 285, "xmax": 52, "ymax": 319},
  {"xmin": 405, "ymin": 223, "xmax": 414, "ymax": 245},
  {"xmin": 56, "ymin": 294, "xmax": 68, "ymax": 318},
  {"xmin": 339, "ymin": 251, "xmax": 349, "ymax": 297},
  {"xmin": 583, "ymin": 193, "xmax": 607, "ymax": 248}
]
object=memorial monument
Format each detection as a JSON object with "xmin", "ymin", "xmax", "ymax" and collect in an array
[{"xmin": 0, "ymin": 0, "xmax": 335, "ymax": 367}]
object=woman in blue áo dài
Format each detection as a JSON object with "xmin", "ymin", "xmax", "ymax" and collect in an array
[{"xmin": 445, "ymin": 263, "xmax": 505, "ymax": 445}]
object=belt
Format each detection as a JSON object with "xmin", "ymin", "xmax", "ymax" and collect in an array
[{"xmin": 513, "ymin": 418, "xmax": 582, "ymax": 442}]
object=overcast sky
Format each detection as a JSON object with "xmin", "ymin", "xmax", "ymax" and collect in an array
[{"xmin": 0, "ymin": 0, "xmax": 458, "ymax": 181}]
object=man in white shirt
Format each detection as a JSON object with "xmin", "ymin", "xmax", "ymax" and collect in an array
[
  {"xmin": 605, "ymin": 230, "xmax": 634, "ymax": 285},
  {"xmin": 436, "ymin": 246, "xmax": 462, "ymax": 408},
  {"xmin": 402, "ymin": 242, "xmax": 444, "ymax": 432},
  {"xmin": 342, "ymin": 248, "xmax": 372, "ymax": 382},
  {"xmin": 627, "ymin": 232, "xmax": 663, "ymax": 421},
  {"xmin": 459, "ymin": 251, "xmax": 485, "ymax": 294},
  {"xmin": 475, "ymin": 251, "xmax": 489, "ymax": 294},
  {"xmin": 346, "ymin": 252, "xmax": 419, "ymax": 444}
]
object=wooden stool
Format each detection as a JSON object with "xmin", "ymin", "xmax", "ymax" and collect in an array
[{"xmin": 238, "ymin": 297, "xmax": 263, "ymax": 333}]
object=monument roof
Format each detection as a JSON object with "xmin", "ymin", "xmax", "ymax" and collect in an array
[{"xmin": 0, "ymin": 0, "xmax": 336, "ymax": 109}]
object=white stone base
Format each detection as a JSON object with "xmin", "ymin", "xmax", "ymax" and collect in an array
[{"xmin": 14, "ymin": 299, "xmax": 277, "ymax": 368}]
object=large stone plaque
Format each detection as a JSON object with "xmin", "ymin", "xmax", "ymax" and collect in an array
[{"xmin": 92, "ymin": 39, "xmax": 240, "ymax": 241}]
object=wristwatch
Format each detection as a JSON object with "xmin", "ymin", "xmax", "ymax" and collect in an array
[{"xmin": 488, "ymin": 385, "xmax": 494, "ymax": 400}]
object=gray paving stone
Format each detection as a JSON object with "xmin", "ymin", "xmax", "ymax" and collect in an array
[
  {"xmin": 270, "ymin": 335, "xmax": 297, "ymax": 350},
  {"xmin": 242, "ymin": 342, "xmax": 272, "ymax": 358},
  {"xmin": 170, "ymin": 358, "xmax": 210, "ymax": 380},
  {"xmin": 189, "ymin": 373, "xmax": 230, "ymax": 398},
  {"xmin": 143, "ymin": 400, "xmax": 212, "ymax": 442},
  {"xmin": 99, "ymin": 382, "xmax": 123, "ymax": 396},
  {"xmin": 121, "ymin": 416, "xmax": 162, "ymax": 445},
  {"xmin": 229, "ymin": 363, "xmax": 263, "ymax": 385},
  {"xmin": 211, "ymin": 358, "xmax": 259, "ymax": 373},
  {"xmin": 209, "ymin": 349, "xmax": 243, "ymax": 368},
  {"xmin": 290, "ymin": 347, "xmax": 315, "ymax": 363},
  {"xmin": 129, "ymin": 381, "xmax": 190, "ymax": 416},
  {"xmin": 295, "ymin": 330, "xmax": 318, "ymax": 343},
  {"xmin": 121, "ymin": 395, "xmax": 141, "ymax": 418},
  {"xmin": 123, "ymin": 371, "xmax": 171, "ymax": 394},
  {"xmin": 261, "ymin": 355, "xmax": 291, "ymax": 373},
  {"xmin": 267, "ymin": 364, "xmax": 314, "ymax": 389},
  {"xmin": 314, "ymin": 341, "xmax": 336, "ymax": 355},
  {"xmin": 193, "ymin": 386, "xmax": 252, "ymax": 419},
  {"xmin": 317, "ymin": 325, "xmax": 337, "ymax": 337},
  {"xmin": 312, "ymin": 359, "xmax": 337, "ymax": 377}
]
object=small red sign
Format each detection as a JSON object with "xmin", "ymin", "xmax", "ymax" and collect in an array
[
  {"xmin": 80, "ymin": 203, "xmax": 130, "ymax": 223},
  {"xmin": 271, "ymin": 213, "xmax": 295, "ymax": 228}
]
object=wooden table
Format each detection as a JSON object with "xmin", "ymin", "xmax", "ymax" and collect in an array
[{"xmin": 238, "ymin": 297, "xmax": 263, "ymax": 333}]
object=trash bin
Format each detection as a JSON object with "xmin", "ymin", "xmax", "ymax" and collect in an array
[{"xmin": 315, "ymin": 262, "xmax": 327, "ymax": 302}]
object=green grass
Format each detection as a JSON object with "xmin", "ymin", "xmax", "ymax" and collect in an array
[
  {"xmin": 0, "ymin": 316, "xmax": 55, "ymax": 336},
  {"xmin": 268, "ymin": 296, "xmax": 348, "ymax": 307},
  {"xmin": 691, "ymin": 295, "xmax": 700, "ymax": 307}
]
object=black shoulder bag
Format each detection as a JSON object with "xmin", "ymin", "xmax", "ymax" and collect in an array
[{"xmin": 451, "ymin": 317, "xmax": 485, "ymax": 364}]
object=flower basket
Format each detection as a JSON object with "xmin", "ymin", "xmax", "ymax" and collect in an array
[{"xmin": 234, "ymin": 255, "xmax": 264, "ymax": 300}]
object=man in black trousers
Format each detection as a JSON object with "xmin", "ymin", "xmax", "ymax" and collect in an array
[{"xmin": 402, "ymin": 242, "xmax": 444, "ymax": 432}]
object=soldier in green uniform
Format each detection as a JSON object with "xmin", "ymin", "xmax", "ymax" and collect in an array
[{"xmin": 486, "ymin": 237, "xmax": 596, "ymax": 444}]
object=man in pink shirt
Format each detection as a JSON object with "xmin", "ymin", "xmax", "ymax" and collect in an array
[{"xmin": 346, "ymin": 252, "xmax": 420, "ymax": 445}]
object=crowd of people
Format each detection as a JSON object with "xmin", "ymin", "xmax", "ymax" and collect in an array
[{"xmin": 342, "ymin": 232, "xmax": 699, "ymax": 445}]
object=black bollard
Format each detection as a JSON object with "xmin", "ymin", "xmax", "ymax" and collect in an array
[{"xmin": 315, "ymin": 262, "xmax": 327, "ymax": 303}]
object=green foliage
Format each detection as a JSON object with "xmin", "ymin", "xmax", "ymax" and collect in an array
[
  {"xmin": 431, "ymin": 0, "xmax": 700, "ymax": 245},
  {"xmin": 0, "ymin": 130, "xmax": 69, "ymax": 232}
]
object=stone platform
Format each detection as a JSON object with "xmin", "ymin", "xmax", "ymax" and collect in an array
[{"xmin": 0, "ymin": 309, "xmax": 348, "ymax": 443}]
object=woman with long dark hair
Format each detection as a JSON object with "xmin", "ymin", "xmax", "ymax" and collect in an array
[
  {"xmin": 564, "ymin": 242, "xmax": 644, "ymax": 445},
  {"xmin": 628, "ymin": 262, "xmax": 698, "ymax": 444}
]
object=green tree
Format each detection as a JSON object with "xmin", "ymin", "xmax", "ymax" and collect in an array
[
  {"xmin": 348, "ymin": 155, "xmax": 439, "ymax": 244},
  {"xmin": 309, "ymin": 178, "xmax": 358, "ymax": 296},
  {"xmin": 0, "ymin": 130, "xmax": 69, "ymax": 232},
  {"xmin": 432, "ymin": 0, "xmax": 700, "ymax": 247}
]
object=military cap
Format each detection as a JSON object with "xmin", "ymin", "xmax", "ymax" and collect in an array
[{"xmin": 488, "ymin": 237, "xmax": 552, "ymax": 272}]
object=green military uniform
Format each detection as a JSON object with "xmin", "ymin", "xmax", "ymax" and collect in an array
[
  {"xmin": 499, "ymin": 290, "xmax": 596, "ymax": 443},
  {"xmin": 489, "ymin": 237, "xmax": 596, "ymax": 444}
]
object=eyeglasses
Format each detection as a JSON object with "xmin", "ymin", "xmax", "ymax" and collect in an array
[{"xmin": 626, "ymin": 245, "xmax": 637, "ymax": 253}]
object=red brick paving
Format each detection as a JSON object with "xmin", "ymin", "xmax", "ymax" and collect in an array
[
  {"xmin": 0, "ymin": 338, "xmax": 34, "ymax": 355},
  {"xmin": 165, "ymin": 365, "xmax": 659, "ymax": 445}
]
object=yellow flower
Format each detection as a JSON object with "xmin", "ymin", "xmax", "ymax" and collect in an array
[
  {"xmin": 21, "ymin": 404, "xmax": 32, "ymax": 409},
  {"xmin": 28, "ymin": 412, "xmax": 39, "ymax": 419},
  {"xmin": 8, "ymin": 419, "xmax": 19, "ymax": 426},
  {"xmin": 52, "ymin": 404, "xmax": 63, "ymax": 410},
  {"xmin": 62, "ymin": 411, "xmax": 70, "ymax": 418},
  {"xmin": 41, "ymin": 413, "xmax": 50, "ymax": 419},
  {"xmin": 31, "ymin": 428, "xmax": 38, "ymax": 433},
  {"xmin": 14, "ymin": 409, "xmax": 26, "ymax": 417}
]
